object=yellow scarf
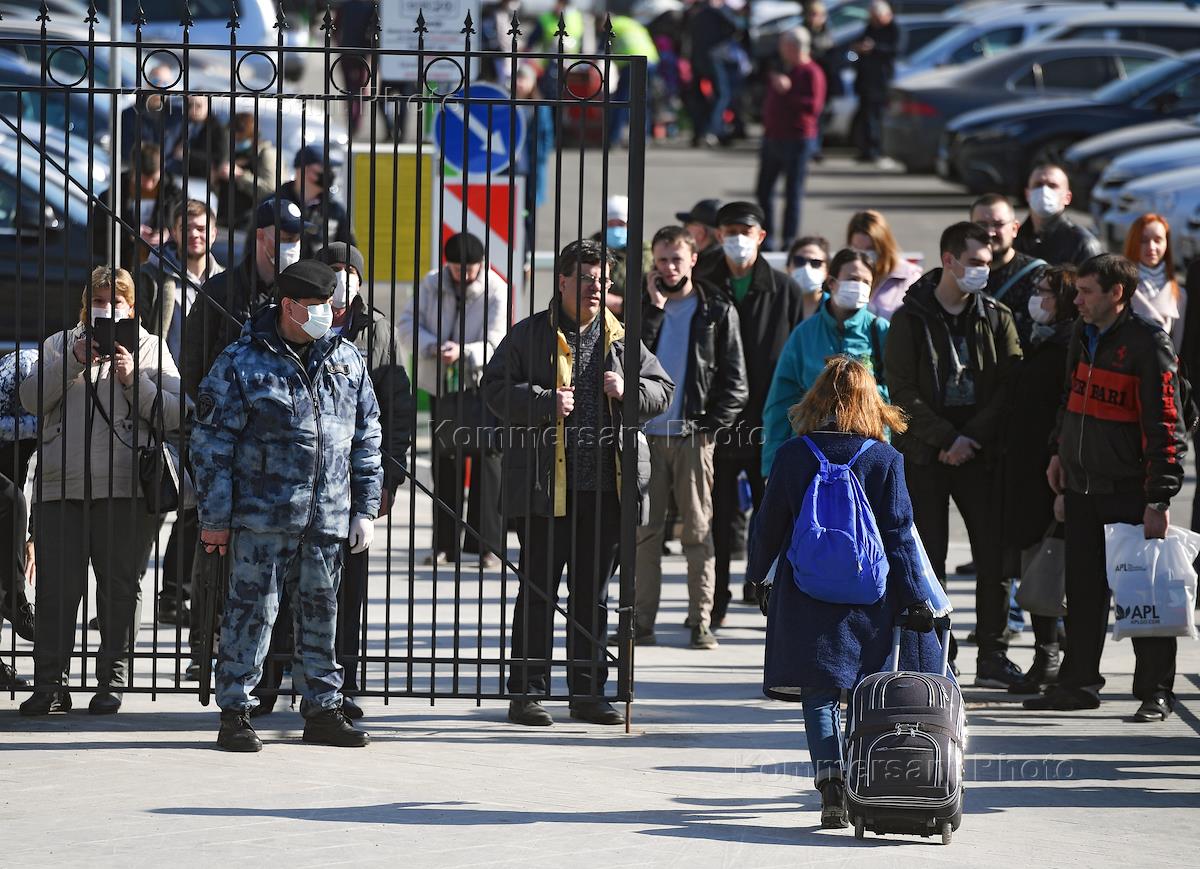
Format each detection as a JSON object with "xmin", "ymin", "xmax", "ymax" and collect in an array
[{"xmin": 553, "ymin": 307, "xmax": 625, "ymax": 517}]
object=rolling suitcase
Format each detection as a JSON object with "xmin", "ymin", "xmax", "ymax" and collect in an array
[{"xmin": 845, "ymin": 618, "xmax": 965, "ymax": 845}]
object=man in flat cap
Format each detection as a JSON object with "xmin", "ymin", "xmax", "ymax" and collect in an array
[
  {"xmin": 399, "ymin": 232, "xmax": 508, "ymax": 568},
  {"xmin": 675, "ymin": 198, "xmax": 724, "ymax": 280},
  {"xmin": 191, "ymin": 259, "xmax": 383, "ymax": 752}
]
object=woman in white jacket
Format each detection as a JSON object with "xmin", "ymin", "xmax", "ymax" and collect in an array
[{"xmin": 18, "ymin": 266, "xmax": 182, "ymax": 717}]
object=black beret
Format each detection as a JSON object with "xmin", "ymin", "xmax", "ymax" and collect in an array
[
  {"xmin": 444, "ymin": 232, "xmax": 485, "ymax": 265},
  {"xmin": 316, "ymin": 242, "xmax": 365, "ymax": 276},
  {"xmin": 277, "ymin": 260, "xmax": 337, "ymax": 301}
]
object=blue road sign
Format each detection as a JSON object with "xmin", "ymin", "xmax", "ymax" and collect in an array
[{"xmin": 432, "ymin": 81, "xmax": 527, "ymax": 176}]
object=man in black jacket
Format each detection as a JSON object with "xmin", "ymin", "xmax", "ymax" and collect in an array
[
  {"xmin": 322, "ymin": 242, "xmax": 414, "ymax": 713},
  {"xmin": 1014, "ymin": 163, "xmax": 1103, "ymax": 268},
  {"xmin": 633, "ymin": 226, "xmax": 748, "ymax": 650},
  {"xmin": 278, "ymin": 146, "xmax": 356, "ymax": 259},
  {"xmin": 182, "ymin": 197, "xmax": 307, "ymax": 399},
  {"xmin": 482, "ymin": 239, "xmax": 674, "ymax": 728},
  {"xmin": 1031, "ymin": 255, "xmax": 1187, "ymax": 720},
  {"xmin": 885, "ymin": 221, "xmax": 1024, "ymax": 688},
  {"xmin": 706, "ymin": 201, "xmax": 806, "ymax": 624},
  {"xmin": 972, "ymin": 193, "xmax": 1046, "ymax": 349},
  {"xmin": 850, "ymin": 1, "xmax": 899, "ymax": 163}
]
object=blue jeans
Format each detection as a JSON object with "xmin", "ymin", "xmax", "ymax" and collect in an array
[
  {"xmin": 801, "ymin": 687, "xmax": 845, "ymax": 787},
  {"xmin": 705, "ymin": 59, "xmax": 741, "ymax": 138},
  {"xmin": 756, "ymin": 136, "xmax": 817, "ymax": 250}
]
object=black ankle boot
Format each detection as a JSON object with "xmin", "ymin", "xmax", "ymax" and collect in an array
[
  {"xmin": 1008, "ymin": 644, "xmax": 1061, "ymax": 694},
  {"xmin": 217, "ymin": 710, "xmax": 263, "ymax": 752}
]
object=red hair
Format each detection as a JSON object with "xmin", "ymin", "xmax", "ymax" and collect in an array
[{"xmin": 1123, "ymin": 213, "xmax": 1179, "ymax": 300}]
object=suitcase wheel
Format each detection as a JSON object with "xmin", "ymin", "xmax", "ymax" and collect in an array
[
  {"xmin": 854, "ymin": 817, "xmax": 865, "ymax": 840},
  {"xmin": 940, "ymin": 821, "xmax": 953, "ymax": 845}
]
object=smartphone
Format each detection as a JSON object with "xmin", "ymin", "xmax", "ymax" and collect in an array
[
  {"xmin": 91, "ymin": 317, "xmax": 116, "ymax": 356},
  {"xmin": 115, "ymin": 318, "xmax": 140, "ymax": 354},
  {"xmin": 90, "ymin": 318, "xmax": 140, "ymax": 356}
]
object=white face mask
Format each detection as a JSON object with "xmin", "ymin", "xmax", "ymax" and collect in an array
[
  {"xmin": 332, "ymin": 270, "xmax": 359, "ymax": 310},
  {"xmin": 956, "ymin": 262, "xmax": 990, "ymax": 294},
  {"xmin": 833, "ymin": 280, "xmax": 872, "ymax": 311},
  {"xmin": 272, "ymin": 239, "xmax": 302, "ymax": 270},
  {"xmin": 722, "ymin": 234, "xmax": 758, "ymax": 265},
  {"xmin": 792, "ymin": 265, "xmax": 826, "ymax": 293},
  {"xmin": 1028, "ymin": 294, "xmax": 1054, "ymax": 325},
  {"xmin": 1028, "ymin": 185, "xmax": 1064, "ymax": 219},
  {"xmin": 90, "ymin": 302, "xmax": 128, "ymax": 322},
  {"xmin": 289, "ymin": 300, "xmax": 334, "ymax": 340}
]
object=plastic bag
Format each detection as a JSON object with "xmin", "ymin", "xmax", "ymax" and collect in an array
[
  {"xmin": 1016, "ymin": 525, "xmax": 1066, "ymax": 618},
  {"xmin": 910, "ymin": 524, "xmax": 953, "ymax": 618},
  {"xmin": 1104, "ymin": 523, "xmax": 1200, "ymax": 641}
]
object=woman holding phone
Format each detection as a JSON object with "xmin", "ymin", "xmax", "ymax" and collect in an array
[{"xmin": 17, "ymin": 266, "xmax": 182, "ymax": 717}]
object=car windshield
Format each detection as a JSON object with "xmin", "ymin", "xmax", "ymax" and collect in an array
[
  {"xmin": 905, "ymin": 22, "xmax": 955, "ymax": 55},
  {"xmin": 1092, "ymin": 55, "xmax": 1191, "ymax": 103},
  {"xmin": 904, "ymin": 23, "xmax": 981, "ymax": 69}
]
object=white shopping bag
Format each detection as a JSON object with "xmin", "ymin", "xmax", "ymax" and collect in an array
[
  {"xmin": 910, "ymin": 524, "xmax": 953, "ymax": 618},
  {"xmin": 1104, "ymin": 523, "xmax": 1200, "ymax": 641}
]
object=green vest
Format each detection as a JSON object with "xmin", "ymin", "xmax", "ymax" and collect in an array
[
  {"xmin": 538, "ymin": 9, "xmax": 584, "ymax": 54},
  {"xmin": 609, "ymin": 15, "xmax": 659, "ymax": 63}
]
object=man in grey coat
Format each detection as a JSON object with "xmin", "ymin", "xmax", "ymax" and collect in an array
[{"xmin": 482, "ymin": 239, "xmax": 674, "ymax": 728}]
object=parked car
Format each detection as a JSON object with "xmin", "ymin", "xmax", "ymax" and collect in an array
[
  {"xmin": 1089, "ymin": 139, "xmax": 1200, "ymax": 230},
  {"xmin": 1179, "ymin": 201, "xmax": 1200, "ymax": 266},
  {"xmin": 894, "ymin": 2, "xmax": 1122, "ymax": 79},
  {"xmin": 0, "ymin": 51, "xmax": 112, "ymax": 149},
  {"xmin": 1032, "ymin": 6, "xmax": 1200, "ymax": 52},
  {"xmin": 1100, "ymin": 165, "xmax": 1200, "ymax": 269},
  {"xmin": 92, "ymin": 0, "xmax": 309, "ymax": 83},
  {"xmin": 885, "ymin": 40, "xmax": 1170, "ymax": 172},
  {"xmin": 0, "ymin": 140, "xmax": 94, "ymax": 344},
  {"xmin": 939, "ymin": 50, "xmax": 1200, "ymax": 194},
  {"xmin": 1063, "ymin": 112, "xmax": 1200, "ymax": 203}
]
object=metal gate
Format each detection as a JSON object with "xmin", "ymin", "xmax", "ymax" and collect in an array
[{"xmin": 0, "ymin": 2, "xmax": 649, "ymax": 716}]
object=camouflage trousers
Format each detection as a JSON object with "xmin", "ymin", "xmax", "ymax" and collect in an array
[{"xmin": 215, "ymin": 531, "xmax": 345, "ymax": 715}]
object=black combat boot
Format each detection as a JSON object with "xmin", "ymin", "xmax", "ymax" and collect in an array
[
  {"xmin": 1008, "ymin": 644, "xmax": 1061, "ymax": 695},
  {"xmin": 217, "ymin": 710, "xmax": 263, "ymax": 752},
  {"xmin": 303, "ymin": 706, "xmax": 370, "ymax": 747}
]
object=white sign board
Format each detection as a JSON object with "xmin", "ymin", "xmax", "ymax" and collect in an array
[{"xmin": 379, "ymin": 0, "xmax": 482, "ymax": 83}]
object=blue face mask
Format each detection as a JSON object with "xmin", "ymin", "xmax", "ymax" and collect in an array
[{"xmin": 605, "ymin": 225, "xmax": 628, "ymax": 250}]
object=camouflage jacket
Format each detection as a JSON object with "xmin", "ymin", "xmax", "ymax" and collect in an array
[{"xmin": 191, "ymin": 305, "xmax": 383, "ymax": 540}]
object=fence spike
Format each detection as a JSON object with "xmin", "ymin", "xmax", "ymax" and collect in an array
[
  {"xmin": 461, "ymin": 8, "xmax": 474, "ymax": 36},
  {"xmin": 320, "ymin": 0, "xmax": 334, "ymax": 35},
  {"xmin": 180, "ymin": 0, "xmax": 193, "ymax": 28},
  {"xmin": 226, "ymin": 0, "xmax": 239, "ymax": 30},
  {"xmin": 36, "ymin": 0, "xmax": 50, "ymax": 23},
  {"xmin": 85, "ymin": 0, "xmax": 99, "ymax": 25},
  {"xmin": 554, "ymin": 10, "xmax": 567, "ymax": 40},
  {"xmin": 602, "ymin": 12, "xmax": 614, "ymax": 52},
  {"xmin": 274, "ymin": 0, "xmax": 289, "ymax": 30},
  {"xmin": 414, "ymin": 8, "xmax": 427, "ymax": 35},
  {"xmin": 132, "ymin": 0, "xmax": 146, "ymax": 27},
  {"xmin": 369, "ymin": 0, "xmax": 380, "ymax": 37}
]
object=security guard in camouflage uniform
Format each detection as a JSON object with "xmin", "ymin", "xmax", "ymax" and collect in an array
[{"xmin": 190, "ymin": 259, "xmax": 383, "ymax": 752}]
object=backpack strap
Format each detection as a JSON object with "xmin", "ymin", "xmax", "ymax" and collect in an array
[
  {"xmin": 800, "ymin": 435, "xmax": 830, "ymax": 470},
  {"xmin": 846, "ymin": 438, "xmax": 876, "ymax": 467},
  {"xmin": 992, "ymin": 257, "xmax": 1046, "ymax": 303}
]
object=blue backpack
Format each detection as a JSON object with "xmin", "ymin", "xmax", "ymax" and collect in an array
[{"xmin": 787, "ymin": 436, "xmax": 889, "ymax": 605}]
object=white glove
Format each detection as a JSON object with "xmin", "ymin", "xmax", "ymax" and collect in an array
[{"xmin": 348, "ymin": 515, "xmax": 375, "ymax": 554}]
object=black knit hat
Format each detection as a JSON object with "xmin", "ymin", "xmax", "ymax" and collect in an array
[
  {"xmin": 444, "ymin": 232, "xmax": 485, "ymax": 265},
  {"xmin": 277, "ymin": 260, "xmax": 336, "ymax": 301},
  {"xmin": 316, "ymin": 242, "xmax": 365, "ymax": 277}
]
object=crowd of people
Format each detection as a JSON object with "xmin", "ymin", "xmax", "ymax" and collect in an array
[{"xmin": 0, "ymin": 5, "xmax": 1193, "ymax": 798}]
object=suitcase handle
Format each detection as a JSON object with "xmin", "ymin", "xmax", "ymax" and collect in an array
[{"xmin": 891, "ymin": 616, "xmax": 952, "ymax": 677}]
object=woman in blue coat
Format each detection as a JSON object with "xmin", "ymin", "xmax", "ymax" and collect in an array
[{"xmin": 746, "ymin": 356, "xmax": 944, "ymax": 829}]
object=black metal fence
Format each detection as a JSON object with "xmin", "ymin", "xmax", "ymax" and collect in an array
[{"xmin": 0, "ymin": 2, "xmax": 648, "ymax": 714}]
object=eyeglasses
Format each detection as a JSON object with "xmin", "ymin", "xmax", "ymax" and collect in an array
[
  {"xmin": 791, "ymin": 256, "xmax": 826, "ymax": 269},
  {"xmin": 577, "ymin": 274, "xmax": 613, "ymax": 289}
]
